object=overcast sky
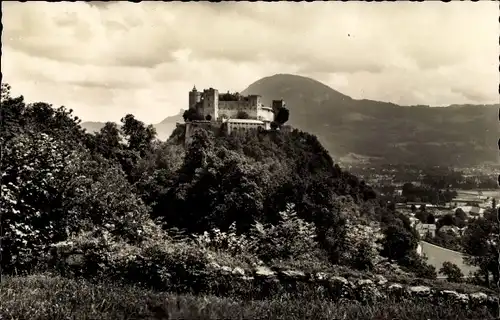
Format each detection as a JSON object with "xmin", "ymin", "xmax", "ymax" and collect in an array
[{"xmin": 2, "ymin": 1, "xmax": 498, "ymax": 123}]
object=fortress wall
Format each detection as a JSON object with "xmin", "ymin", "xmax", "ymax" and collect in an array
[
  {"xmin": 185, "ymin": 121, "xmax": 213, "ymax": 145},
  {"xmin": 219, "ymin": 101, "xmax": 258, "ymax": 119},
  {"xmin": 227, "ymin": 121, "xmax": 264, "ymax": 135},
  {"xmin": 257, "ymin": 108, "xmax": 275, "ymax": 122}
]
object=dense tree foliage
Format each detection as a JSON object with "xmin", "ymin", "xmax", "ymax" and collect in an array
[
  {"xmin": 1, "ymin": 86, "xmax": 152, "ymax": 273},
  {"xmin": 183, "ymin": 108, "xmax": 204, "ymax": 122},
  {"xmin": 1, "ymin": 83, "xmax": 429, "ymax": 284},
  {"xmin": 402, "ymin": 183, "xmax": 457, "ymax": 205},
  {"xmin": 462, "ymin": 209, "xmax": 499, "ymax": 287}
]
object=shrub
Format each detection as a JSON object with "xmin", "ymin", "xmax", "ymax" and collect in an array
[
  {"xmin": 341, "ymin": 220, "xmax": 383, "ymax": 269},
  {"xmin": 51, "ymin": 226, "xmax": 210, "ymax": 293},
  {"xmin": 399, "ymin": 252, "xmax": 437, "ymax": 280},
  {"xmin": 440, "ymin": 262, "xmax": 464, "ymax": 283},
  {"xmin": 1, "ymin": 129, "xmax": 151, "ymax": 274},
  {"xmin": 248, "ymin": 204, "xmax": 319, "ymax": 263},
  {"xmin": 193, "ymin": 204, "xmax": 319, "ymax": 265}
]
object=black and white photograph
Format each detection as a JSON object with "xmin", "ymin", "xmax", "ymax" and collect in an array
[{"xmin": 1, "ymin": 1, "xmax": 499, "ymax": 319}]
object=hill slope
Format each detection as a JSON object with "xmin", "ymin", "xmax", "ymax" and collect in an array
[{"xmin": 242, "ymin": 74, "xmax": 499, "ymax": 166}]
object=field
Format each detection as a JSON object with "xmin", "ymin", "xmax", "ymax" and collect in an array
[
  {"xmin": 420, "ymin": 241, "xmax": 478, "ymax": 277},
  {"xmin": 1, "ymin": 274, "xmax": 496, "ymax": 320},
  {"xmin": 456, "ymin": 189, "xmax": 499, "ymax": 200}
]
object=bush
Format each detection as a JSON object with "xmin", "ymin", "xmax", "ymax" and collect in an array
[
  {"xmin": 440, "ymin": 262, "xmax": 464, "ymax": 283},
  {"xmin": 250, "ymin": 204, "xmax": 319, "ymax": 263},
  {"xmin": 51, "ymin": 226, "xmax": 210, "ymax": 293},
  {"xmin": 399, "ymin": 252, "xmax": 437, "ymax": 280},
  {"xmin": 0, "ymin": 129, "xmax": 153, "ymax": 275},
  {"xmin": 193, "ymin": 203, "xmax": 319, "ymax": 265}
]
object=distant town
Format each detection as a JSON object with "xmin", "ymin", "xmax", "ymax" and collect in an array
[{"xmin": 348, "ymin": 162, "xmax": 498, "ymax": 256}]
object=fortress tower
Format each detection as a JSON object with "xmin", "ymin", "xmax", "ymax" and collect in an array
[
  {"xmin": 202, "ymin": 88, "xmax": 219, "ymax": 120},
  {"xmin": 188, "ymin": 85, "xmax": 202, "ymax": 109},
  {"xmin": 272, "ymin": 99, "xmax": 286, "ymax": 114}
]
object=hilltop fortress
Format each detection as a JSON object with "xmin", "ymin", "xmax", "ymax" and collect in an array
[{"xmin": 182, "ymin": 86, "xmax": 287, "ymax": 143}]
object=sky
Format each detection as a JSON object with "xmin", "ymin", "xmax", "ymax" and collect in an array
[{"xmin": 2, "ymin": 1, "xmax": 498, "ymax": 124}]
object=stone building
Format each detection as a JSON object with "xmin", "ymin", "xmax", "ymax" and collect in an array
[
  {"xmin": 182, "ymin": 86, "xmax": 288, "ymax": 143},
  {"xmin": 188, "ymin": 86, "xmax": 278, "ymax": 128}
]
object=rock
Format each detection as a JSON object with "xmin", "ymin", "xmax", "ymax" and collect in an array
[
  {"xmin": 330, "ymin": 276, "xmax": 349, "ymax": 285},
  {"xmin": 388, "ymin": 283, "xmax": 403, "ymax": 290},
  {"xmin": 315, "ymin": 272, "xmax": 329, "ymax": 281},
  {"xmin": 280, "ymin": 270, "xmax": 307, "ymax": 280},
  {"xmin": 375, "ymin": 275, "xmax": 387, "ymax": 285},
  {"xmin": 407, "ymin": 285, "xmax": 431, "ymax": 296},
  {"xmin": 441, "ymin": 290, "xmax": 460, "ymax": 299},
  {"xmin": 208, "ymin": 262, "xmax": 221, "ymax": 270},
  {"xmin": 66, "ymin": 253, "xmax": 84, "ymax": 266},
  {"xmin": 220, "ymin": 265, "xmax": 232, "ymax": 274},
  {"xmin": 487, "ymin": 295, "xmax": 499, "ymax": 305},
  {"xmin": 384, "ymin": 283, "xmax": 406, "ymax": 298},
  {"xmin": 457, "ymin": 293, "xmax": 469, "ymax": 303},
  {"xmin": 469, "ymin": 292, "xmax": 488, "ymax": 302},
  {"xmin": 357, "ymin": 279, "xmax": 374, "ymax": 286},
  {"xmin": 232, "ymin": 267, "xmax": 245, "ymax": 276},
  {"xmin": 254, "ymin": 266, "xmax": 275, "ymax": 278}
]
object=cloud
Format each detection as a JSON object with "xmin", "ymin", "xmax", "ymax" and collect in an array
[{"xmin": 2, "ymin": 1, "xmax": 497, "ymax": 123}]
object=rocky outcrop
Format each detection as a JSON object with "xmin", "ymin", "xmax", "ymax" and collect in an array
[{"xmin": 204, "ymin": 262, "xmax": 499, "ymax": 310}]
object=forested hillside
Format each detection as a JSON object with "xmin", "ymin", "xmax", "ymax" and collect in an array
[{"xmin": 1, "ymin": 83, "xmax": 497, "ymax": 319}]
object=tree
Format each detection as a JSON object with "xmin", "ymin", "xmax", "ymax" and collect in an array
[
  {"xmin": 436, "ymin": 213, "xmax": 456, "ymax": 229},
  {"xmin": 462, "ymin": 210, "xmax": 499, "ymax": 286},
  {"xmin": 455, "ymin": 208, "xmax": 467, "ymax": 220},
  {"xmin": 183, "ymin": 108, "xmax": 204, "ymax": 122},
  {"xmin": 387, "ymin": 202, "xmax": 396, "ymax": 212},
  {"xmin": 492, "ymin": 198, "xmax": 497, "ymax": 209},
  {"xmin": 381, "ymin": 224, "xmax": 418, "ymax": 262},
  {"xmin": 236, "ymin": 111, "xmax": 250, "ymax": 119},
  {"xmin": 454, "ymin": 208, "xmax": 467, "ymax": 228},
  {"xmin": 415, "ymin": 210, "xmax": 429, "ymax": 224},
  {"xmin": 426, "ymin": 213, "xmax": 435, "ymax": 224},
  {"xmin": 120, "ymin": 114, "xmax": 156, "ymax": 156},
  {"xmin": 398, "ymin": 251, "xmax": 437, "ymax": 279},
  {"xmin": 274, "ymin": 107, "xmax": 290, "ymax": 125},
  {"xmin": 440, "ymin": 261, "xmax": 464, "ymax": 282},
  {"xmin": 93, "ymin": 122, "xmax": 122, "ymax": 160},
  {"xmin": 351, "ymin": 240, "xmax": 375, "ymax": 271}
]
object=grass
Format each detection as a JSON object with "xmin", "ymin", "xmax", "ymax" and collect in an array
[{"xmin": 1, "ymin": 274, "xmax": 496, "ymax": 320}]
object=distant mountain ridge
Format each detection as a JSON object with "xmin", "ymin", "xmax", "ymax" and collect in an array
[
  {"xmin": 241, "ymin": 74, "xmax": 499, "ymax": 167},
  {"xmin": 81, "ymin": 74, "xmax": 499, "ymax": 166}
]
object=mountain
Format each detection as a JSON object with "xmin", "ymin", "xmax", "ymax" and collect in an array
[
  {"xmin": 81, "ymin": 109, "xmax": 185, "ymax": 141},
  {"xmin": 154, "ymin": 110, "xmax": 185, "ymax": 141},
  {"xmin": 242, "ymin": 74, "xmax": 499, "ymax": 166}
]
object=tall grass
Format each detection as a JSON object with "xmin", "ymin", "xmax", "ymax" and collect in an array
[{"xmin": 1, "ymin": 274, "xmax": 495, "ymax": 320}]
